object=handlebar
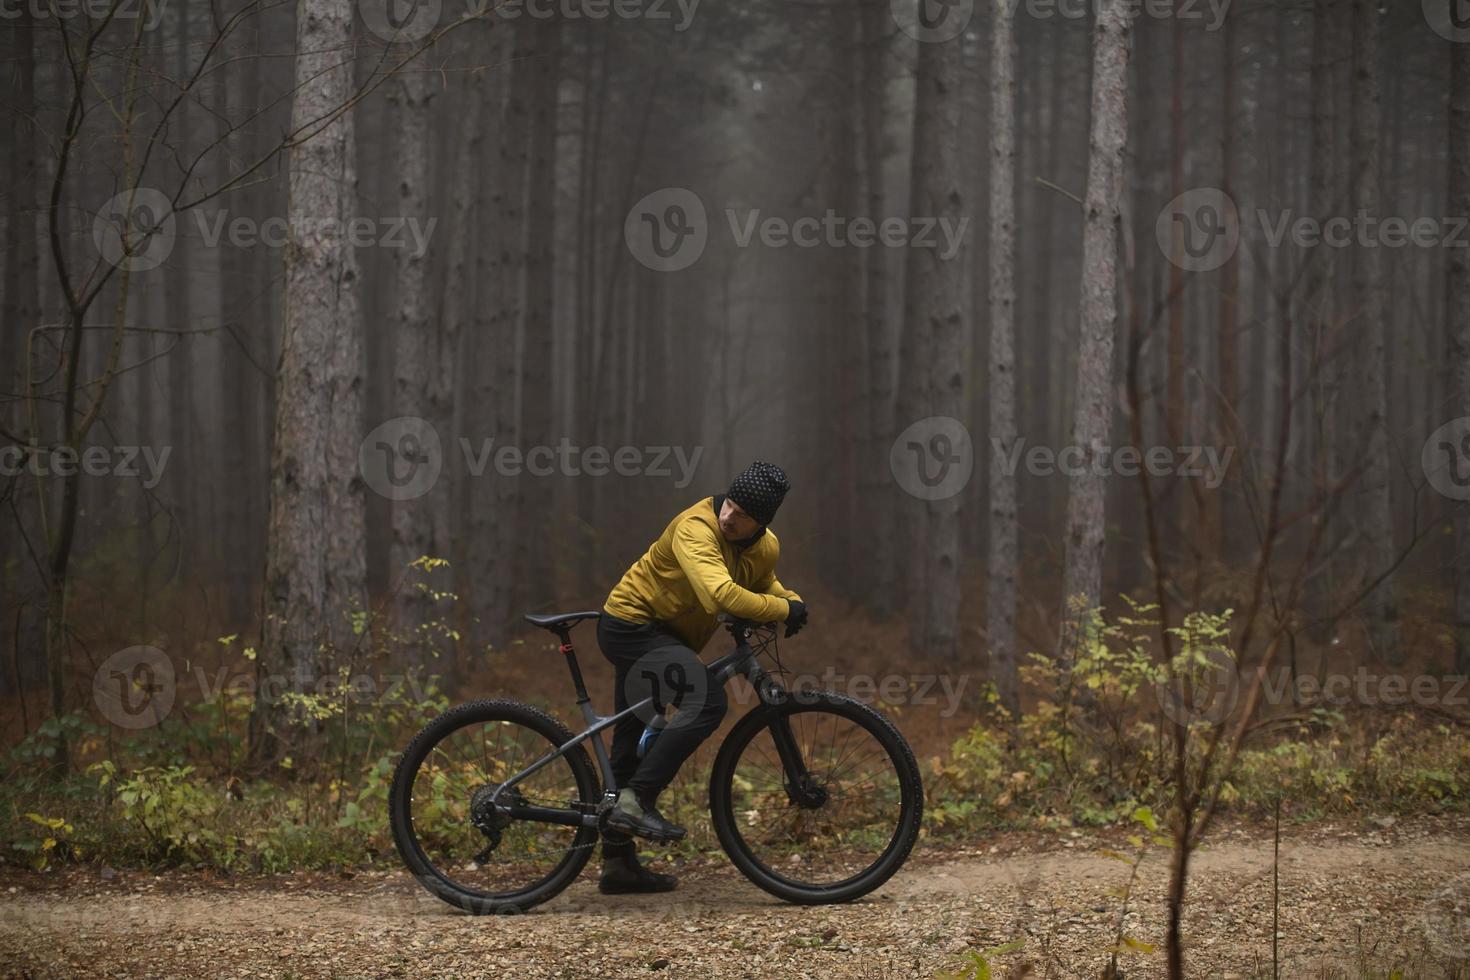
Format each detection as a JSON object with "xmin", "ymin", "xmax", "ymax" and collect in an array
[{"xmin": 716, "ymin": 612, "xmax": 777, "ymax": 638}]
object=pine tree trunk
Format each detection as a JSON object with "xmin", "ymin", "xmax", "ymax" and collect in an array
[
  {"xmin": 1215, "ymin": 3, "xmax": 1240, "ymax": 564},
  {"xmin": 323, "ymin": 98, "xmax": 366, "ymax": 654},
  {"xmin": 1449, "ymin": 35, "xmax": 1470, "ymax": 676},
  {"xmin": 469, "ymin": 23, "xmax": 530, "ymax": 648},
  {"xmin": 903, "ymin": 21, "xmax": 966, "ymax": 660},
  {"xmin": 1306, "ymin": 0, "xmax": 1342, "ymax": 645},
  {"xmin": 860, "ymin": 0, "xmax": 896, "ymax": 618},
  {"xmin": 252, "ymin": 0, "xmax": 362, "ymax": 761},
  {"xmin": 518, "ymin": 16, "xmax": 561, "ymax": 609},
  {"xmin": 1349, "ymin": 0, "xmax": 1398, "ymax": 663},
  {"xmin": 1058, "ymin": 0, "xmax": 1132, "ymax": 642},
  {"xmin": 987, "ymin": 0, "xmax": 1020, "ymax": 715},
  {"xmin": 166, "ymin": 0, "xmax": 194, "ymax": 572},
  {"xmin": 1, "ymin": 5, "xmax": 40, "ymax": 694},
  {"xmin": 440, "ymin": 32, "xmax": 490, "ymax": 677},
  {"xmin": 389, "ymin": 49, "xmax": 437, "ymax": 657}
]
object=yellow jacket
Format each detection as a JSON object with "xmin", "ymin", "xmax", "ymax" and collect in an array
[{"xmin": 603, "ymin": 496, "xmax": 802, "ymax": 651}]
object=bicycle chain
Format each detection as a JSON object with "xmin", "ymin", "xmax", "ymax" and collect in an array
[{"xmin": 488, "ymin": 795, "xmax": 611, "ymax": 856}]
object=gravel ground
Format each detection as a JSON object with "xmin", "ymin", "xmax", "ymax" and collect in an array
[{"xmin": 2, "ymin": 817, "xmax": 1468, "ymax": 979}]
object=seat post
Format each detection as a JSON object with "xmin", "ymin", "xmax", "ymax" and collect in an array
[{"xmin": 557, "ymin": 629, "xmax": 592, "ymax": 703}]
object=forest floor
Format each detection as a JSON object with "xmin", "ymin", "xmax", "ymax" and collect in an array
[{"xmin": 1, "ymin": 815, "xmax": 1468, "ymax": 979}]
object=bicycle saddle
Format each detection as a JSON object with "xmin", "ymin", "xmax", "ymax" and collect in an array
[{"xmin": 522, "ymin": 610, "xmax": 602, "ymax": 631}]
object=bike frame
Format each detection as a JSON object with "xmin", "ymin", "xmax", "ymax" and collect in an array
[{"xmin": 486, "ymin": 619, "xmax": 811, "ymax": 827}]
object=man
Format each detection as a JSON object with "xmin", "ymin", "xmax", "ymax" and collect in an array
[{"xmin": 595, "ymin": 460, "xmax": 809, "ymax": 894}]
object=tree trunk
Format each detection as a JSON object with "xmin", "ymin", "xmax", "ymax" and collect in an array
[
  {"xmin": 987, "ymin": 0, "xmax": 1020, "ymax": 715},
  {"xmin": 1, "ymin": 5, "xmax": 40, "ymax": 696},
  {"xmin": 1215, "ymin": 3, "xmax": 1240, "ymax": 564},
  {"xmin": 1349, "ymin": 0, "xmax": 1397, "ymax": 663},
  {"xmin": 252, "ymin": 0, "xmax": 362, "ymax": 761},
  {"xmin": 860, "ymin": 0, "xmax": 896, "ymax": 619},
  {"xmin": 902, "ymin": 17, "xmax": 966, "ymax": 660},
  {"xmin": 440, "ymin": 32, "xmax": 490, "ymax": 678},
  {"xmin": 469, "ymin": 22, "xmax": 530, "ymax": 648},
  {"xmin": 1450, "ymin": 34, "xmax": 1470, "ymax": 676},
  {"xmin": 1058, "ymin": 0, "xmax": 1132, "ymax": 641},
  {"xmin": 1306, "ymin": 0, "xmax": 1342, "ymax": 645},
  {"xmin": 166, "ymin": 0, "xmax": 194, "ymax": 573},
  {"xmin": 218, "ymin": 7, "xmax": 264, "ymax": 627},
  {"xmin": 323, "ymin": 96, "xmax": 367, "ymax": 655},
  {"xmin": 389, "ymin": 48, "xmax": 438, "ymax": 658},
  {"xmin": 518, "ymin": 15, "xmax": 561, "ymax": 610}
]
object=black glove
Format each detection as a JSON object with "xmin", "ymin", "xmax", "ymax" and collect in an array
[{"xmin": 784, "ymin": 599, "xmax": 808, "ymax": 638}]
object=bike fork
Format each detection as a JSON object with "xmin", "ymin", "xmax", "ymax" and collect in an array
[{"xmin": 749, "ymin": 665, "xmax": 828, "ymax": 808}]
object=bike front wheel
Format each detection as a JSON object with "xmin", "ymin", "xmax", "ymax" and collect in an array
[{"xmin": 708, "ymin": 690, "xmax": 923, "ymax": 904}]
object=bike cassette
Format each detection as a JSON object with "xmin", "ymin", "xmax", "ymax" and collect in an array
[{"xmin": 469, "ymin": 784, "xmax": 525, "ymax": 855}]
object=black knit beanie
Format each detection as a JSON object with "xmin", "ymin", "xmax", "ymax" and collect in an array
[{"xmin": 726, "ymin": 461, "xmax": 789, "ymax": 526}]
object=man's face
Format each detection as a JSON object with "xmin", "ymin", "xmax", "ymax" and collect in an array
[{"xmin": 718, "ymin": 498, "xmax": 761, "ymax": 540}]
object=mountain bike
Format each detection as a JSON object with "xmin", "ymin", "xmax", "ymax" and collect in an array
[{"xmin": 388, "ymin": 611, "xmax": 923, "ymax": 913}]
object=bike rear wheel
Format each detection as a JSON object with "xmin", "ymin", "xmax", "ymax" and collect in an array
[
  {"xmin": 389, "ymin": 699, "xmax": 600, "ymax": 914},
  {"xmin": 708, "ymin": 690, "xmax": 922, "ymax": 904}
]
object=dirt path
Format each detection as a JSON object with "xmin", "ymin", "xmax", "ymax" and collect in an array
[{"xmin": 3, "ymin": 819, "xmax": 1468, "ymax": 979}]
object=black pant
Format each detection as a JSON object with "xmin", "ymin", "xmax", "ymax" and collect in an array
[{"xmin": 597, "ymin": 613, "xmax": 728, "ymax": 805}]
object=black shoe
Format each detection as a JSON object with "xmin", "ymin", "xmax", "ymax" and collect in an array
[
  {"xmin": 598, "ymin": 838, "xmax": 677, "ymax": 894},
  {"xmin": 605, "ymin": 789, "xmax": 687, "ymax": 842}
]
